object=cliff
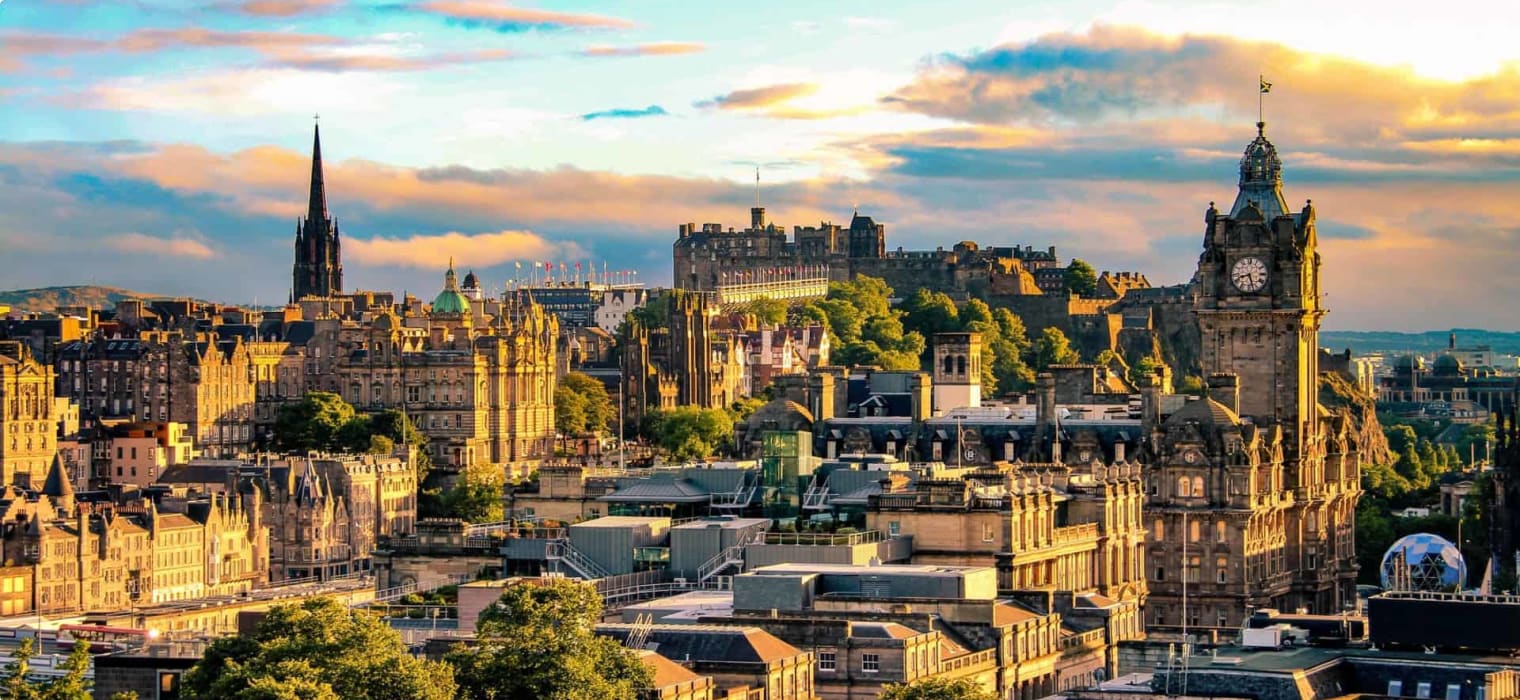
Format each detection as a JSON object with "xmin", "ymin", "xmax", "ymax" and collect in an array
[{"xmin": 1318, "ymin": 370, "xmax": 1393, "ymax": 467}]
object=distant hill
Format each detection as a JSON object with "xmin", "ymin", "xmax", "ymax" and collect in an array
[
  {"xmin": 0, "ymin": 285, "xmax": 164, "ymax": 313},
  {"xmin": 1321, "ymin": 329, "xmax": 1520, "ymax": 355}
]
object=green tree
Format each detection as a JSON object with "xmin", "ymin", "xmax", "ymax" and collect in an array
[
  {"xmin": 366, "ymin": 434, "xmax": 394, "ymax": 456},
  {"xmin": 900, "ymin": 289, "xmax": 960, "ymax": 343},
  {"xmin": 1127, "ymin": 355, "xmax": 1164, "ymax": 387},
  {"xmin": 748, "ymin": 297, "xmax": 788, "ymax": 327},
  {"xmin": 1030, "ymin": 327, "xmax": 1080, "ymax": 369},
  {"xmin": 442, "ymin": 462, "xmax": 506, "ymax": 523},
  {"xmin": 372, "ymin": 409, "xmax": 432, "ymax": 482},
  {"xmin": 0, "ymin": 638, "xmax": 95, "ymax": 700},
  {"xmin": 182, "ymin": 598, "xmax": 456, "ymax": 700},
  {"xmin": 450, "ymin": 578, "xmax": 652, "ymax": 700},
  {"xmin": 1064, "ymin": 258, "xmax": 1098, "ymax": 297},
  {"xmin": 881, "ymin": 677, "xmax": 998, "ymax": 700},
  {"xmin": 1177, "ymin": 375, "xmax": 1206, "ymax": 396},
  {"xmin": 814, "ymin": 298, "xmax": 863, "ymax": 345},
  {"xmin": 559, "ymin": 373, "xmax": 613, "ymax": 435},
  {"xmin": 273, "ymin": 392, "xmax": 358, "ymax": 452},
  {"xmin": 643, "ymin": 406, "xmax": 735, "ymax": 460}
]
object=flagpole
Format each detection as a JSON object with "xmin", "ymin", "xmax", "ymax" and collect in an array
[{"xmin": 1259, "ymin": 74, "xmax": 1264, "ymax": 125}]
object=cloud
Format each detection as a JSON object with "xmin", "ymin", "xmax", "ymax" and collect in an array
[
  {"xmin": 345, "ymin": 229, "xmax": 573, "ymax": 268},
  {"xmin": 269, "ymin": 48, "xmax": 516, "ymax": 72},
  {"xmin": 580, "ymin": 105, "xmax": 668, "ymax": 121},
  {"xmin": 697, "ymin": 83, "xmax": 819, "ymax": 111},
  {"xmin": 410, "ymin": 1, "xmax": 635, "ymax": 32},
  {"xmin": 114, "ymin": 28, "xmax": 347, "ymax": 53},
  {"xmin": 580, "ymin": 42, "xmax": 704, "ymax": 58},
  {"xmin": 226, "ymin": 0, "xmax": 341, "ymax": 16},
  {"xmin": 105, "ymin": 233, "xmax": 218, "ymax": 259}
]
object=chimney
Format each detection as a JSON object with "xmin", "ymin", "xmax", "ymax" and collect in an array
[
  {"xmin": 809, "ymin": 372, "xmax": 836, "ymax": 421},
  {"xmin": 1207, "ymin": 373, "xmax": 1240, "ymax": 414},
  {"xmin": 910, "ymin": 373, "xmax": 931, "ymax": 423},
  {"xmin": 1036, "ymin": 372, "xmax": 1057, "ymax": 428}
]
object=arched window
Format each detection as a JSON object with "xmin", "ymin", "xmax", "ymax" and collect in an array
[
  {"xmin": 942, "ymin": 355, "xmax": 954, "ymax": 375},
  {"xmin": 1153, "ymin": 519, "xmax": 1164, "ymax": 542},
  {"xmin": 1192, "ymin": 476, "xmax": 1205, "ymax": 498},
  {"xmin": 1189, "ymin": 520, "xmax": 1201, "ymax": 542},
  {"xmin": 1176, "ymin": 476, "xmax": 1190, "ymax": 497},
  {"xmin": 956, "ymin": 355, "xmax": 967, "ymax": 376}
]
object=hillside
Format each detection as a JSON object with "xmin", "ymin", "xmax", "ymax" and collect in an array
[
  {"xmin": 1321, "ymin": 329, "xmax": 1520, "ymax": 355},
  {"xmin": 0, "ymin": 285, "xmax": 164, "ymax": 313}
]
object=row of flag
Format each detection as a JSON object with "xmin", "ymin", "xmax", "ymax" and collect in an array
[
  {"xmin": 720, "ymin": 265, "xmax": 829, "ymax": 284},
  {"xmin": 510, "ymin": 261, "xmax": 638, "ymax": 286}
]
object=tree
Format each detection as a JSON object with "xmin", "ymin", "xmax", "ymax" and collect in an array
[
  {"xmin": 1064, "ymin": 258, "xmax": 1098, "ymax": 297},
  {"xmin": 373, "ymin": 409, "xmax": 432, "ymax": 482},
  {"xmin": 1126, "ymin": 355, "xmax": 1163, "ymax": 387},
  {"xmin": 442, "ymin": 462, "xmax": 506, "ymax": 523},
  {"xmin": 900, "ymin": 289, "xmax": 960, "ymax": 343},
  {"xmin": 366, "ymin": 434, "xmax": 395, "ymax": 456},
  {"xmin": 748, "ymin": 297, "xmax": 788, "ymax": 327},
  {"xmin": 182, "ymin": 598, "xmax": 456, "ymax": 700},
  {"xmin": 881, "ymin": 677, "xmax": 998, "ymax": 700},
  {"xmin": 1030, "ymin": 327, "xmax": 1079, "ymax": 369},
  {"xmin": 273, "ymin": 392, "xmax": 359, "ymax": 452},
  {"xmin": 557, "ymin": 373, "xmax": 613, "ymax": 436},
  {"xmin": 643, "ymin": 406, "xmax": 734, "ymax": 460},
  {"xmin": 450, "ymin": 578, "xmax": 652, "ymax": 700},
  {"xmin": 0, "ymin": 638, "xmax": 95, "ymax": 700}
]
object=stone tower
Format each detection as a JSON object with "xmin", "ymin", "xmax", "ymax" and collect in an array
[
  {"xmin": 292, "ymin": 124, "xmax": 343, "ymax": 301},
  {"xmin": 1143, "ymin": 121, "xmax": 1358, "ymax": 630},
  {"xmin": 931, "ymin": 332, "xmax": 981, "ymax": 413}
]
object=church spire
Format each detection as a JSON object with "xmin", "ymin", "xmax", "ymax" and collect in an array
[{"xmin": 308, "ymin": 121, "xmax": 328, "ymax": 225}]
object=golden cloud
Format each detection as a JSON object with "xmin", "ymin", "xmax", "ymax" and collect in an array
[
  {"xmin": 414, "ymin": 1, "xmax": 635, "ymax": 30},
  {"xmin": 105, "ymin": 233, "xmax": 218, "ymax": 259},
  {"xmin": 699, "ymin": 83, "xmax": 820, "ymax": 111},
  {"xmin": 581, "ymin": 42, "xmax": 705, "ymax": 58},
  {"xmin": 344, "ymin": 229, "xmax": 575, "ymax": 268}
]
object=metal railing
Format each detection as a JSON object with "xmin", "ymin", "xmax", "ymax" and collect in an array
[
  {"xmin": 599, "ymin": 579, "xmax": 734, "ymax": 610},
  {"xmin": 546, "ymin": 539, "xmax": 611, "ymax": 580},
  {"xmin": 696, "ymin": 528, "xmax": 767, "ymax": 584},
  {"xmin": 762, "ymin": 530, "xmax": 883, "ymax": 547}
]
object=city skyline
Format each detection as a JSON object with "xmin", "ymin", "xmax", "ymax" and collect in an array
[{"xmin": 4, "ymin": 1, "xmax": 1520, "ymax": 330}]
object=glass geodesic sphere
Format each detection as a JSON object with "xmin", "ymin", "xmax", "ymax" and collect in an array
[{"xmin": 1380, "ymin": 533, "xmax": 1466, "ymax": 591}]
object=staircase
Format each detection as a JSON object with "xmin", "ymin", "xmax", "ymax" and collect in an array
[
  {"xmin": 696, "ymin": 528, "xmax": 767, "ymax": 584},
  {"xmin": 546, "ymin": 538, "xmax": 611, "ymax": 580},
  {"xmin": 801, "ymin": 483, "xmax": 831, "ymax": 510}
]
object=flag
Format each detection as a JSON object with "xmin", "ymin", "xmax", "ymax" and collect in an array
[
  {"xmin": 1260, "ymin": 77, "xmax": 1272, "ymax": 94},
  {"xmin": 514, "ymin": 261, "xmax": 522, "ymax": 270}
]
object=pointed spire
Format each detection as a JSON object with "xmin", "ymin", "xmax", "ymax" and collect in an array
[
  {"xmin": 43, "ymin": 453, "xmax": 75, "ymax": 509},
  {"xmin": 307, "ymin": 121, "xmax": 328, "ymax": 225}
]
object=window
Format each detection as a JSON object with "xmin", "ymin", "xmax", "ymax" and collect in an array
[
  {"xmin": 889, "ymin": 521, "xmax": 900, "ymax": 536},
  {"xmin": 1189, "ymin": 520, "xmax": 1200, "ymax": 542},
  {"xmin": 1216, "ymin": 557, "xmax": 1228, "ymax": 584},
  {"xmin": 861, "ymin": 653, "xmax": 879, "ymax": 673},
  {"xmin": 1216, "ymin": 521, "xmax": 1227, "ymax": 544},
  {"xmin": 818, "ymin": 651, "xmax": 836, "ymax": 671},
  {"xmin": 1186, "ymin": 556, "xmax": 1201, "ymax": 583},
  {"xmin": 1153, "ymin": 519, "xmax": 1164, "ymax": 541},
  {"xmin": 981, "ymin": 523, "xmax": 995, "ymax": 543},
  {"xmin": 1176, "ymin": 476, "xmax": 1189, "ymax": 497},
  {"xmin": 1154, "ymin": 566, "xmax": 1165, "ymax": 581},
  {"xmin": 1192, "ymin": 476, "xmax": 1205, "ymax": 498}
]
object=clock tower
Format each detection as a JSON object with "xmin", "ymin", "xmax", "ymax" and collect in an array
[
  {"xmin": 1194, "ymin": 121, "xmax": 1322, "ymax": 460},
  {"xmin": 1141, "ymin": 120, "xmax": 1358, "ymax": 629}
]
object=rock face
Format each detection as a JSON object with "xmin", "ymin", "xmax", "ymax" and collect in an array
[{"xmin": 1318, "ymin": 370, "xmax": 1393, "ymax": 467}]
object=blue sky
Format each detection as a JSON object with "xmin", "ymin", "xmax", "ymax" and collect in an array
[{"xmin": 4, "ymin": 0, "xmax": 1520, "ymax": 330}]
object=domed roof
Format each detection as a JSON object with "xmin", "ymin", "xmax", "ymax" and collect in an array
[
  {"xmin": 431, "ymin": 259, "xmax": 472, "ymax": 316},
  {"xmin": 462, "ymin": 270, "xmax": 479, "ymax": 289},
  {"xmin": 1380, "ymin": 532, "xmax": 1465, "ymax": 591},
  {"xmin": 1229, "ymin": 122, "xmax": 1289, "ymax": 221},
  {"xmin": 1433, "ymin": 353, "xmax": 1464, "ymax": 376},
  {"xmin": 1164, "ymin": 396, "xmax": 1241, "ymax": 429},
  {"xmin": 1392, "ymin": 355, "xmax": 1425, "ymax": 372}
]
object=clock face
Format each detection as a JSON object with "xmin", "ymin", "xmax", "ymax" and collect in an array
[
  {"xmin": 1231, "ymin": 256, "xmax": 1268, "ymax": 293},
  {"xmin": 963, "ymin": 448, "xmax": 978, "ymax": 462}
]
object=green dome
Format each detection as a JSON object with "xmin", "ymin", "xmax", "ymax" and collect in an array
[{"xmin": 431, "ymin": 260, "xmax": 472, "ymax": 316}]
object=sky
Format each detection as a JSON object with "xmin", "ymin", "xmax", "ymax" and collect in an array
[{"xmin": 3, "ymin": 1, "xmax": 1520, "ymax": 331}]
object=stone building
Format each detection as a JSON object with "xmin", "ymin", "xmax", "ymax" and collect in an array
[
  {"xmin": 623, "ymin": 290, "xmax": 746, "ymax": 424},
  {"xmin": 55, "ymin": 331, "xmax": 257, "ymax": 461},
  {"xmin": 1143, "ymin": 121, "xmax": 1362, "ymax": 628},
  {"xmin": 0, "ymin": 457, "xmax": 267, "ymax": 614},
  {"xmin": 0, "ymin": 341, "xmax": 57, "ymax": 487},
  {"xmin": 159, "ymin": 452, "xmax": 416, "ymax": 582}
]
